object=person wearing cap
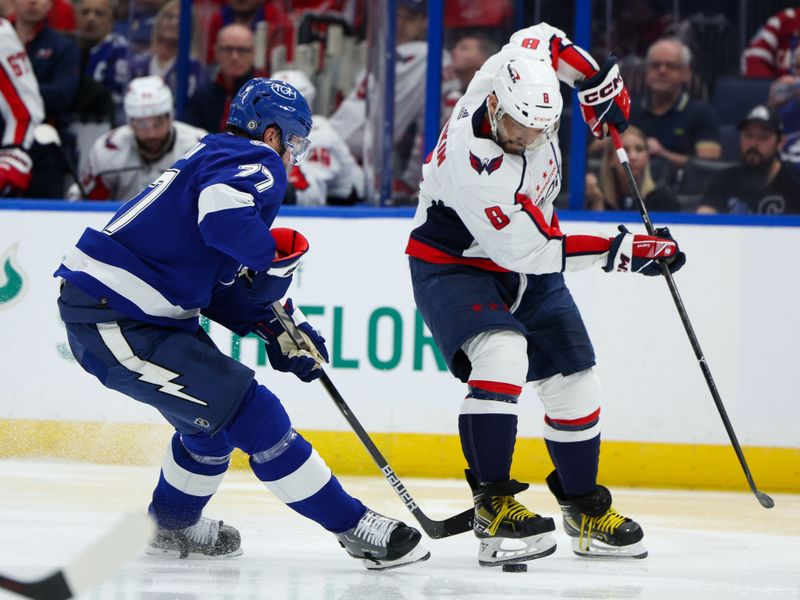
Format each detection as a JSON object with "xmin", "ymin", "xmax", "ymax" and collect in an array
[
  {"xmin": 69, "ymin": 76, "xmax": 207, "ymax": 200},
  {"xmin": 697, "ymin": 105, "xmax": 800, "ymax": 215}
]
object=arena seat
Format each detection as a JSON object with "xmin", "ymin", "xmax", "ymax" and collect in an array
[{"xmin": 711, "ymin": 77, "xmax": 772, "ymax": 125}]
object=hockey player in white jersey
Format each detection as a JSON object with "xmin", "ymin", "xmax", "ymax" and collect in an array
[
  {"xmin": 70, "ymin": 76, "xmax": 206, "ymax": 201},
  {"xmin": 272, "ymin": 69, "xmax": 365, "ymax": 205},
  {"xmin": 407, "ymin": 23, "xmax": 685, "ymax": 566},
  {"xmin": 0, "ymin": 17, "xmax": 44, "ymax": 196}
]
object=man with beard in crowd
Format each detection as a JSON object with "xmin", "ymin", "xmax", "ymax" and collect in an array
[{"xmin": 697, "ymin": 105, "xmax": 800, "ymax": 215}]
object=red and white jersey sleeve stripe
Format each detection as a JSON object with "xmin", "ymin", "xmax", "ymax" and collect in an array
[
  {"xmin": 742, "ymin": 8, "xmax": 800, "ymax": 78},
  {"xmin": 0, "ymin": 19, "xmax": 44, "ymax": 149}
]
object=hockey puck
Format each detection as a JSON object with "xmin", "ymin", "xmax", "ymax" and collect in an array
[{"xmin": 502, "ymin": 563, "xmax": 527, "ymax": 573}]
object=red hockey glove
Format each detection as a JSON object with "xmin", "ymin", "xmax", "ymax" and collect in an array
[
  {"xmin": 267, "ymin": 228, "xmax": 309, "ymax": 278},
  {"xmin": 576, "ymin": 56, "xmax": 631, "ymax": 140},
  {"xmin": 604, "ymin": 225, "xmax": 686, "ymax": 276},
  {"xmin": 0, "ymin": 148, "xmax": 33, "ymax": 196}
]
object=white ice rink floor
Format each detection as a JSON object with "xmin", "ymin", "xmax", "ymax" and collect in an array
[{"xmin": 0, "ymin": 459, "xmax": 797, "ymax": 600}]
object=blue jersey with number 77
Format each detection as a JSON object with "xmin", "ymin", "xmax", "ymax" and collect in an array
[{"xmin": 54, "ymin": 132, "xmax": 287, "ymax": 332}]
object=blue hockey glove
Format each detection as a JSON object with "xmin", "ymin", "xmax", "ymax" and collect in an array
[
  {"xmin": 254, "ymin": 299, "xmax": 329, "ymax": 382},
  {"xmin": 576, "ymin": 56, "xmax": 631, "ymax": 140},
  {"xmin": 604, "ymin": 225, "xmax": 686, "ymax": 276}
]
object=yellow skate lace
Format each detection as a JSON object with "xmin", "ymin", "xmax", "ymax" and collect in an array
[
  {"xmin": 487, "ymin": 496, "xmax": 536, "ymax": 536},
  {"xmin": 579, "ymin": 507, "xmax": 626, "ymax": 551}
]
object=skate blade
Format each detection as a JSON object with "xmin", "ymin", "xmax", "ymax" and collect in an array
[
  {"xmin": 144, "ymin": 545, "xmax": 244, "ymax": 560},
  {"xmin": 477, "ymin": 533, "xmax": 557, "ymax": 567},
  {"xmin": 570, "ymin": 537, "xmax": 647, "ymax": 559},
  {"xmin": 363, "ymin": 545, "xmax": 431, "ymax": 571}
]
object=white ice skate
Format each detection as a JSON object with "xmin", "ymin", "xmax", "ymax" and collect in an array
[
  {"xmin": 336, "ymin": 509, "xmax": 430, "ymax": 570},
  {"xmin": 145, "ymin": 516, "xmax": 243, "ymax": 559}
]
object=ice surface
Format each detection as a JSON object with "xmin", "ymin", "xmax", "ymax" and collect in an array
[{"xmin": 0, "ymin": 460, "xmax": 797, "ymax": 600}]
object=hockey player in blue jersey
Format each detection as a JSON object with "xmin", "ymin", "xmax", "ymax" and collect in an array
[{"xmin": 54, "ymin": 77, "xmax": 429, "ymax": 569}]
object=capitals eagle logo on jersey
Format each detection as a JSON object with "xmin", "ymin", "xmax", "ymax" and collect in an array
[{"xmin": 469, "ymin": 151, "xmax": 504, "ymax": 175}]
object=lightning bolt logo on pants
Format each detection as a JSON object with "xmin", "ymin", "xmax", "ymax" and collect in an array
[{"xmin": 96, "ymin": 323, "xmax": 208, "ymax": 406}]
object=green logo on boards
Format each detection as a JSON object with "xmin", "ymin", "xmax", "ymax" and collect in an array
[{"xmin": 0, "ymin": 245, "xmax": 26, "ymax": 308}]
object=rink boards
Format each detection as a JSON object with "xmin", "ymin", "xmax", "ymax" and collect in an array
[{"xmin": 0, "ymin": 204, "xmax": 798, "ymax": 492}]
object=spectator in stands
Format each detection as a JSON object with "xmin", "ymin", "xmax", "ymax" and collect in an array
[
  {"xmin": 697, "ymin": 105, "xmax": 800, "ymax": 215},
  {"xmin": 742, "ymin": 7, "xmax": 800, "ymax": 79},
  {"xmin": 114, "ymin": 0, "xmax": 163, "ymax": 55},
  {"xmin": 329, "ymin": 0, "xmax": 458, "ymax": 201},
  {"xmin": 0, "ymin": 16, "xmax": 44, "ymax": 197},
  {"xmin": 206, "ymin": 0, "xmax": 291, "ymax": 74},
  {"xmin": 72, "ymin": 0, "xmax": 128, "ymax": 125},
  {"xmin": 184, "ymin": 23, "xmax": 254, "ymax": 133},
  {"xmin": 274, "ymin": 69, "xmax": 364, "ymax": 206},
  {"xmin": 11, "ymin": 0, "xmax": 79, "ymax": 198},
  {"xmin": 129, "ymin": 0, "xmax": 204, "ymax": 102},
  {"xmin": 585, "ymin": 125, "xmax": 680, "ymax": 212},
  {"xmin": 7, "ymin": 0, "xmax": 77, "ymax": 31},
  {"xmin": 630, "ymin": 37, "xmax": 721, "ymax": 174},
  {"xmin": 69, "ymin": 76, "xmax": 206, "ymax": 201},
  {"xmin": 442, "ymin": 32, "xmax": 498, "ymax": 120},
  {"xmin": 768, "ymin": 47, "xmax": 800, "ymax": 170}
]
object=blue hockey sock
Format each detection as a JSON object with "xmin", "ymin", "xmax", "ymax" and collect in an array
[
  {"xmin": 149, "ymin": 432, "xmax": 232, "ymax": 530},
  {"xmin": 221, "ymin": 382, "xmax": 364, "ymax": 533},
  {"xmin": 458, "ymin": 380, "xmax": 520, "ymax": 484},
  {"xmin": 545, "ymin": 434, "xmax": 601, "ymax": 498},
  {"xmin": 250, "ymin": 430, "xmax": 365, "ymax": 533}
]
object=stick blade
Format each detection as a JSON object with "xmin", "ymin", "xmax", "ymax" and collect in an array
[
  {"xmin": 420, "ymin": 507, "xmax": 474, "ymax": 539},
  {"xmin": 62, "ymin": 513, "xmax": 155, "ymax": 597},
  {"xmin": 756, "ymin": 491, "xmax": 775, "ymax": 509}
]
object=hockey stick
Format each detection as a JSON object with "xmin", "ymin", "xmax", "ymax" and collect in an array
[
  {"xmin": 0, "ymin": 512, "xmax": 155, "ymax": 600},
  {"xmin": 270, "ymin": 301, "xmax": 474, "ymax": 538},
  {"xmin": 608, "ymin": 125, "xmax": 774, "ymax": 509},
  {"xmin": 33, "ymin": 124, "xmax": 88, "ymax": 200}
]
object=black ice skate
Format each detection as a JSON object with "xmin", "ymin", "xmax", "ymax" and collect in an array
[
  {"xmin": 466, "ymin": 469, "xmax": 557, "ymax": 566},
  {"xmin": 546, "ymin": 470, "xmax": 647, "ymax": 559},
  {"xmin": 336, "ymin": 509, "xmax": 430, "ymax": 570},
  {"xmin": 145, "ymin": 516, "xmax": 243, "ymax": 559}
]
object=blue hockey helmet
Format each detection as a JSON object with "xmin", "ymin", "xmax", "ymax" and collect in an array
[{"xmin": 227, "ymin": 77, "xmax": 313, "ymax": 165}]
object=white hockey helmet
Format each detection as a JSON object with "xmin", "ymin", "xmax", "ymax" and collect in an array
[
  {"xmin": 124, "ymin": 76, "xmax": 174, "ymax": 119},
  {"xmin": 271, "ymin": 69, "xmax": 317, "ymax": 109},
  {"xmin": 490, "ymin": 58, "xmax": 562, "ymax": 151}
]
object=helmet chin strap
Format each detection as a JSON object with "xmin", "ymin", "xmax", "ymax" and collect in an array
[
  {"xmin": 487, "ymin": 95, "xmax": 503, "ymax": 142},
  {"xmin": 488, "ymin": 96, "xmax": 560, "ymax": 154}
]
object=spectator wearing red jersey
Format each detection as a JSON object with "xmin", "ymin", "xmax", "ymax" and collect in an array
[
  {"xmin": 0, "ymin": 17, "xmax": 44, "ymax": 196},
  {"xmin": 742, "ymin": 7, "xmax": 800, "ymax": 78},
  {"xmin": 11, "ymin": 0, "xmax": 80, "ymax": 198}
]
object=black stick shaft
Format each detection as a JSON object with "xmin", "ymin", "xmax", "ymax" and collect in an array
[
  {"xmin": 270, "ymin": 302, "xmax": 473, "ymax": 536},
  {"xmin": 608, "ymin": 126, "xmax": 773, "ymax": 509}
]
